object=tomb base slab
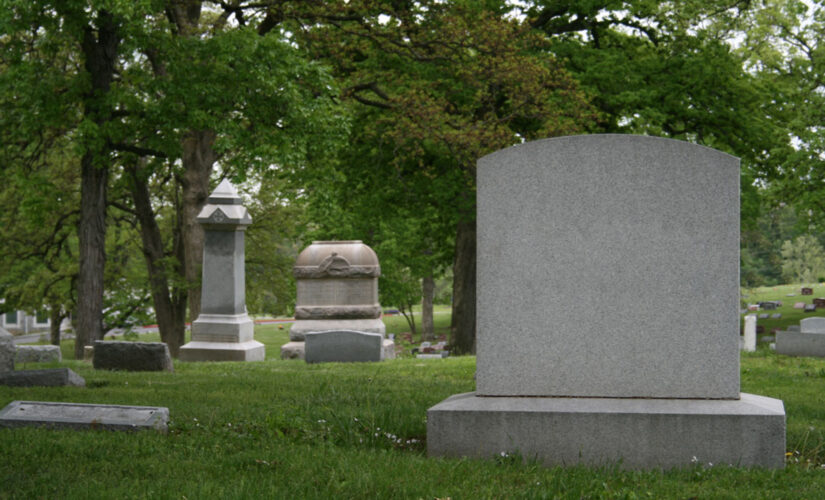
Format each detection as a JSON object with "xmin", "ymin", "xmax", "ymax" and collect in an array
[
  {"xmin": 775, "ymin": 330, "xmax": 825, "ymax": 357},
  {"xmin": 179, "ymin": 340, "xmax": 264, "ymax": 362},
  {"xmin": 289, "ymin": 318, "xmax": 385, "ymax": 341},
  {"xmin": 427, "ymin": 392, "xmax": 785, "ymax": 469}
]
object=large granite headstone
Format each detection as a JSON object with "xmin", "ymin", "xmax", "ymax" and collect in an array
[
  {"xmin": 776, "ymin": 316, "xmax": 825, "ymax": 357},
  {"xmin": 179, "ymin": 180, "xmax": 265, "ymax": 361},
  {"xmin": 16, "ymin": 345, "xmax": 61, "ymax": 364},
  {"xmin": 427, "ymin": 135, "xmax": 785, "ymax": 469},
  {"xmin": 280, "ymin": 241, "xmax": 393, "ymax": 361}
]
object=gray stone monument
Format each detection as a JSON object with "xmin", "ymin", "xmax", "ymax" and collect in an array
[
  {"xmin": 0, "ymin": 401, "xmax": 168, "ymax": 432},
  {"xmin": 427, "ymin": 135, "xmax": 785, "ymax": 469},
  {"xmin": 742, "ymin": 314, "xmax": 757, "ymax": 352},
  {"xmin": 776, "ymin": 317, "xmax": 825, "ymax": 357},
  {"xmin": 280, "ymin": 241, "xmax": 393, "ymax": 361},
  {"xmin": 0, "ymin": 327, "xmax": 14, "ymax": 372},
  {"xmin": 179, "ymin": 180, "xmax": 265, "ymax": 361},
  {"xmin": 16, "ymin": 345, "xmax": 62, "ymax": 364}
]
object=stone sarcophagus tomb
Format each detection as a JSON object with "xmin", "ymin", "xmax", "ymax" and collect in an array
[{"xmin": 281, "ymin": 241, "xmax": 393, "ymax": 361}]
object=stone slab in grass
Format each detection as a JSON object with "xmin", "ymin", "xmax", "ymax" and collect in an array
[
  {"xmin": 16, "ymin": 345, "xmax": 61, "ymax": 364},
  {"xmin": 0, "ymin": 368, "xmax": 85, "ymax": 387},
  {"xmin": 304, "ymin": 330, "xmax": 394, "ymax": 363},
  {"xmin": 93, "ymin": 341, "xmax": 173, "ymax": 372},
  {"xmin": 0, "ymin": 401, "xmax": 168, "ymax": 432}
]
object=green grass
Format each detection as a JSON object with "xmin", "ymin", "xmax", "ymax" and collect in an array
[{"xmin": 4, "ymin": 297, "xmax": 825, "ymax": 498}]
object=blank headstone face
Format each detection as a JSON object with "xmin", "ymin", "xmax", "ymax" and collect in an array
[
  {"xmin": 801, "ymin": 317, "xmax": 825, "ymax": 333},
  {"xmin": 476, "ymin": 135, "xmax": 740, "ymax": 399}
]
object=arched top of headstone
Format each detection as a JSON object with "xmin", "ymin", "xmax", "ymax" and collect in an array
[{"xmin": 294, "ymin": 241, "xmax": 380, "ymax": 278}]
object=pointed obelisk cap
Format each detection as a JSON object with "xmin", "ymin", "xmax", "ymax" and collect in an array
[
  {"xmin": 196, "ymin": 179, "xmax": 252, "ymax": 227},
  {"xmin": 208, "ymin": 178, "xmax": 244, "ymax": 205}
]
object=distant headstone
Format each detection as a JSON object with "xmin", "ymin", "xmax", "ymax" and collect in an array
[
  {"xmin": 802, "ymin": 287, "xmax": 814, "ymax": 295},
  {"xmin": 0, "ymin": 401, "xmax": 168, "ymax": 432},
  {"xmin": 787, "ymin": 294, "xmax": 796, "ymax": 297},
  {"xmin": 805, "ymin": 304, "xmax": 817, "ymax": 313},
  {"xmin": 748, "ymin": 304, "xmax": 759, "ymax": 311},
  {"xmin": 427, "ymin": 135, "xmax": 785, "ymax": 469},
  {"xmin": 788, "ymin": 325, "xmax": 801, "ymax": 332},
  {"xmin": 771, "ymin": 313, "xmax": 782, "ymax": 319},
  {"xmin": 794, "ymin": 302, "xmax": 806, "ymax": 309},
  {"xmin": 0, "ymin": 368, "xmax": 85, "ymax": 387},
  {"xmin": 813, "ymin": 298, "xmax": 825, "ymax": 308},
  {"xmin": 179, "ymin": 179, "xmax": 264, "ymax": 362},
  {"xmin": 304, "ymin": 330, "xmax": 386, "ymax": 363},
  {"xmin": 93, "ymin": 341, "xmax": 173, "ymax": 372},
  {"xmin": 759, "ymin": 302, "xmax": 778, "ymax": 310},
  {"xmin": 742, "ymin": 315, "xmax": 756, "ymax": 352},
  {"xmin": 0, "ymin": 329, "xmax": 14, "ymax": 373},
  {"xmin": 16, "ymin": 345, "xmax": 61, "ymax": 364},
  {"xmin": 282, "ymin": 241, "xmax": 394, "ymax": 362},
  {"xmin": 758, "ymin": 313, "xmax": 769, "ymax": 319},
  {"xmin": 800, "ymin": 317, "xmax": 825, "ymax": 334}
]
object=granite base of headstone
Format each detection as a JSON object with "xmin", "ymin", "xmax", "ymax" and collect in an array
[
  {"xmin": 776, "ymin": 317, "xmax": 825, "ymax": 357},
  {"xmin": 0, "ymin": 368, "xmax": 85, "ymax": 387},
  {"xmin": 0, "ymin": 401, "xmax": 168, "ymax": 432},
  {"xmin": 427, "ymin": 135, "xmax": 785, "ymax": 470},
  {"xmin": 179, "ymin": 180, "xmax": 265, "ymax": 362},
  {"xmin": 16, "ymin": 345, "xmax": 62, "ymax": 364},
  {"xmin": 93, "ymin": 341, "xmax": 174, "ymax": 372}
]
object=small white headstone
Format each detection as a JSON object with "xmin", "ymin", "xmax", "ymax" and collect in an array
[{"xmin": 743, "ymin": 315, "xmax": 757, "ymax": 352}]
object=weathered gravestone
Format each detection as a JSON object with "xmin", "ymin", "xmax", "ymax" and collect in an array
[
  {"xmin": 179, "ymin": 180, "xmax": 264, "ymax": 361},
  {"xmin": 427, "ymin": 135, "xmax": 785, "ymax": 469},
  {"xmin": 304, "ymin": 330, "xmax": 391, "ymax": 363},
  {"xmin": 0, "ymin": 401, "xmax": 168, "ymax": 432},
  {"xmin": 93, "ymin": 341, "xmax": 174, "ymax": 372},
  {"xmin": 16, "ymin": 345, "xmax": 61, "ymax": 364},
  {"xmin": 742, "ymin": 314, "xmax": 757, "ymax": 352},
  {"xmin": 805, "ymin": 304, "xmax": 817, "ymax": 312},
  {"xmin": 0, "ymin": 368, "xmax": 85, "ymax": 387},
  {"xmin": 0, "ymin": 328, "xmax": 14, "ymax": 373},
  {"xmin": 776, "ymin": 317, "xmax": 825, "ymax": 357},
  {"xmin": 802, "ymin": 287, "xmax": 814, "ymax": 295},
  {"xmin": 813, "ymin": 298, "xmax": 825, "ymax": 308},
  {"xmin": 794, "ymin": 302, "xmax": 806, "ymax": 309},
  {"xmin": 281, "ymin": 241, "xmax": 394, "ymax": 361}
]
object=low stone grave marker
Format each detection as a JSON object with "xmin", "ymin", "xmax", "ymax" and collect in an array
[
  {"xmin": 0, "ymin": 368, "xmax": 85, "ymax": 387},
  {"xmin": 813, "ymin": 298, "xmax": 825, "ymax": 308},
  {"xmin": 759, "ymin": 302, "xmax": 778, "ymax": 310},
  {"xmin": 758, "ymin": 313, "xmax": 769, "ymax": 319},
  {"xmin": 771, "ymin": 313, "xmax": 782, "ymax": 319},
  {"xmin": 304, "ymin": 330, "xmax": 392, "ymax": 363},
  {"xmin": 93, "ymin": 341, "xmax": 173, "ymax": 372},
  {"xmin": 0, "ymin": 329, "xmax": 14, "ymax": 372},
  {"xmin": 16, "ymin": 345, "xmax": 61, "ymax": 364},
  {"xmin": 0, "ymin": 401, "xmax": 168, "ymax": 432},
  {"xmin": 805, "ymin": 304, "xmax": 817, "ymax": 313},
  {"xmin": 802, "ymin": 287, "xmax": 814, "ymax": 295},
  {"xmin": 794, "ymin": 302, "xmax": 806, "ymax": 309}
]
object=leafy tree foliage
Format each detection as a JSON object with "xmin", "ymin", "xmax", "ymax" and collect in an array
[{"xmin": 781, "ymin": 234, "xmax": 825, "ymax": 284}]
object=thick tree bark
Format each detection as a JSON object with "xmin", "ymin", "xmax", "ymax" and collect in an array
[
  {"xmin": 180, "ymin": 130, "xmax": 216, "ymax": 324},
  {"xmin": 422, "ymin": 273, "xmax": 435, "ymax": 341},
  {"xmin": 129, "ymin": 164, "xmax": 188, "ymax": 356},
  {"xmin": 49, "ymin": 306, "xmax": 63, "ymax": 346},
  {"xmin": 450, "ymin": 218, "xmax": 476, "ymax": 354},
  {"xmin": 74, "ymin": 10, "xmax": 120, "ymax": 359}
]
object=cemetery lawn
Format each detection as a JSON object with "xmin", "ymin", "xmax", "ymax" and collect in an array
[{"xmin": 2, "ymin": 303, "xmax": 825, "ymax": 498}]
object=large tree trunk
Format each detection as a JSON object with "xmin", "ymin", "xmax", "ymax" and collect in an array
[
  {"xmin": 422, "ymin": 274, "xmax": 435, "ymax": 341},
  {"xmin": 450, "ymin": 218, "xmax": 476, "ymax": 354},
  {"xmin": 74, "ymin": 10, "xmax": 120, "ymax": 360},
  {"xmin": 180, "ymin": 130, "xmax": 216, "ymax": 324},
  {"xmin": 129, "ymin": 164, "xmax": 188, "ymax": 356}
]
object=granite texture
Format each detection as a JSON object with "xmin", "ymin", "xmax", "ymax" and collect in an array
[
  {"xmin": 800, "ymin": 317, "xmax": 825, "ymax": 333},
  {"xmin": 775, "ymin": 330, "xmax": 825, "ymax": 357},
  {"xmin": 476, "ymin": 135, "xmax": 740, "ymax": 399},
  {"xmin": 93, "ymin": 341, "xmax": 174, "ymax": 372},
  {"xmin": 743, "ymin": 315, "xmax": 757, "ymax": 352},
  {"xmin": 0, "ymin": 368, "xmax": 85, "ymax": 387},
  {"xmin": 16, "ymin": 345, "xmax": 62, "ymax": 364},
  {"xmin": 427, "ymin": 392, "xmax": 786, "ymax": 469},
  {"xmin": 280, "ymin": 341, "xmax": 305, "ymax": 360},
  {"xmin": 0, "ymin": 400, "xmax": 168, "ymax": 432},
  {"xmin": 289, "ymin": 318, "xmax": 386, "ymax": 342},
  {"xmin": 0, "ymin": 332, "xmax": 14, "ymax": 372},
  {"xmin": 304, "ymin": 330, "xmax": 386, "ymax": 363},
  {"xmin": 179, "ymin": 340, "xmax": 265, "ymax": 362}
]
